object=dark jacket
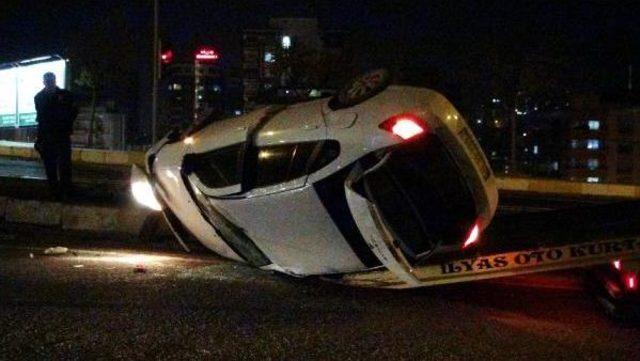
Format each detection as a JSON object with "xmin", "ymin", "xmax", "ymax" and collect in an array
[{"xmin": 34, "ymin": 87, "xmax": 78, "ymax": 141}]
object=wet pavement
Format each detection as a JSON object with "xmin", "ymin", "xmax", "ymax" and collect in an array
[{"xmin": 0, "ymin": 231, "xmax": 639, "ymax": 360}]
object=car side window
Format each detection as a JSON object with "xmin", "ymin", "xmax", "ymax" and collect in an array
[
  {"xmin": 253, "ymin": 140, "xmax": 340, "ymax": 188},
  {"xmin": 186, "ymin": 143, "xmax": 244, "ymax": 189},
  {"xmin": 308, "ymin": 140, "xmax": 340, "ymax": 174},
  {"xmin": 254, "ymin": 142, "xmax": 316, "ymax": 188}
]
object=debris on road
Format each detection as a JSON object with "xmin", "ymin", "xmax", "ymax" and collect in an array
[
  {"xmin": 44, "ymin": 246, "xmax": 69, "ymax": 255},
  {"xmin": 134, "ymin": 264, "xmax": 147, "ymax": 273}
]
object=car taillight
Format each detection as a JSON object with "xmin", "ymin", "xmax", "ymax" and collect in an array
[
  {"xmin": 463, "ymin": 221, "xmax": 481, "ymax": 249},
  {"xmin": 625, "ymin": 272, "xmax": 637, "ymax": 291},
  {"xmin": 379, "ymin": 114, "xmax": 427, "ymax": 140}
]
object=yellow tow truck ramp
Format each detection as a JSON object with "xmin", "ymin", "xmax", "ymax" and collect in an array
[{"xmin": 336, "ymin": 201, "xmax": 640, "ymax": 289}]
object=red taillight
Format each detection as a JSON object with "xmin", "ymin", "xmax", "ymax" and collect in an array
[
  {"xmin": 379, "ymin": 114, "xmax": 427, "ymax": 140},
  {"xmin": 625, "ymin": 272, "xmax": 637, "ymax": 291},
  {"xmin": 463, "ymin": 222, "xmax": 481, "ymax": 249}
]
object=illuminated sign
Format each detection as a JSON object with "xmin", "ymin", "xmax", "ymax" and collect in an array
[
  {"xmin": 0, "ymin": 67, "xmax": 18, "ymax": 126},
  {"xmin": 0, "ymin": 57, "xmax": 67, "ymax": 127},
  {"xmin": 195, "ymin": 47, "xmax": 220, "ymax": 62}
]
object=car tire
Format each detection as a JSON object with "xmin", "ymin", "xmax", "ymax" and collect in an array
[{"xmin": 329, "ymin": 68, "xmax": 391, "ymax": 110}]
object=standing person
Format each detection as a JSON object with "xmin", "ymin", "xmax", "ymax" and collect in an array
[{"xmin": 34, "ymin": 72, "xmax": 78, "ymax": 199}]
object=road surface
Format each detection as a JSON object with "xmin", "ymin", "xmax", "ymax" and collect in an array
[{"xmin": 0, "ymin": 231, "xmax": 638, "ymax": 360}]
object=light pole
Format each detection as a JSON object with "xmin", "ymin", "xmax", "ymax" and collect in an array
[{"xmin": 151, "ymin": 0, "xmax": 159, "ymax": 144}]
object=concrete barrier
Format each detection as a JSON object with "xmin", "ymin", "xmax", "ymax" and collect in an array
[
  {"xmin": 496, "ymin": 177, "xmax": 640, "ymax": 199},
  {"xmin": 2, "ymin": 197, "xmax": 152, "ymax": 235},
  {"xmin": 5, "ymin": 199, "xmax": 63, "ymax": 226},
  {"xmin": 0, "ymin": 176, "xmax": 637, "ymax": 238},
  {"xmin": 0, "ymin": 141, "xmax": 145, "ymax": 167}
]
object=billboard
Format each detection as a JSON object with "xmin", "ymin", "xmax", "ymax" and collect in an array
[{"xmin": 0, "ymin": 57, "xmax": 67, "ymax": 127}]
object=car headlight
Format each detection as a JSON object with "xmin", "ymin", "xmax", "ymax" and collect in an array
[{"xmin": 131, "ymin": 165, "xmax": 162, "ymax": 211}]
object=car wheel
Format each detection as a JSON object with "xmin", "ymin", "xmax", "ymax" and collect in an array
[{"xmin": 329, "ymin": 68, "xmax": 391, "ymax": 110}]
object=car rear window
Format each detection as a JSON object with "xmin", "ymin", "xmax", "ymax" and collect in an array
[{"xmin": 362, "ymin": 136, "xmax": 477, "ymax": 261}]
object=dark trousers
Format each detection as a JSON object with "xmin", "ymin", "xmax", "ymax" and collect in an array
[{"xmin": 39, "ymin": 138, "xmax": 72, "ymax": 194}]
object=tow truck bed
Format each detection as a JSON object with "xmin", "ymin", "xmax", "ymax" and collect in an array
[
  {"xmin": 337, "ymin": 201, "xmax": 640, "ymax": 289},
  {"xmin": 481, "ymin": 200, "xmax": 640, "ymax": 253}
]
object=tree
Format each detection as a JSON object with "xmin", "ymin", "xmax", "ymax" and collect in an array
[
  {"xmin": 67, "ymin": 4, "xmax": 138, "ymax": 147},
  {"xmin": 74, "ymin": 68, "xmax": 99, "ymax": 147}
]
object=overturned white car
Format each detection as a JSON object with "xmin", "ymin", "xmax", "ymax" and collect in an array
[{"xmin": 132, "ymin": 70, "xmax": 498, "ymax": 286}]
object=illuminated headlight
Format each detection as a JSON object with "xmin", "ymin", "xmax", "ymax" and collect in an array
[{"xmin": 131, "ymin": 165, "xmax": 162, "ymax": 211}]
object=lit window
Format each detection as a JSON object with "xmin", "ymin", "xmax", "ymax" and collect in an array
[
  {"xmin": 169, "ymin": 83, "xmax": 183, "ymax": 91},
  {"xmin": 587, "ymin": 177, "xmax": 600, "ymax": 183},
  {"xmin": 571, "ymin": 140, "xmax": 579, "ymax": 149},
  {"xmin": 264, "ymin": 52, "xmax": 275, "ymax": 63},
  {"xmin": 281, "ymin": 35, "xmax": 291, "ymax": 49},
  {"xmin": 551, "ymin": 161, "xmax": 559, "ymax": 171},
  {"xmin": 234, "ymin": 110, "xmax": 242, "ymax": 116},
  {"xmin": 533, "ymin": 145, "xmax": 539, "ymax": 154},
  {"xmin": 588, "ymin": 120, "xmax": 600, "ymax": 130},
  {"xmin": 587, "ymin": 158, "xmax": 599, "ymax": 170},
  {"xmin": 587, "ymin": 139, "xmax": 600, "ymax": 150}
]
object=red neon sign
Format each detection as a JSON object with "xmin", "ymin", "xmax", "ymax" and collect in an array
[
  {"xmin": 161, "ymin": 50, "xmax": 174, "ymax": 64},
  {"xmin": 195, "ymin": 47, "xmax": 220, "ymax": 62}
]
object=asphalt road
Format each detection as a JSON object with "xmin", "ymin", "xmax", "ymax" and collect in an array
[{"xmin": 1, "ymin": 232, "xmax": 639, "ymax": 360}]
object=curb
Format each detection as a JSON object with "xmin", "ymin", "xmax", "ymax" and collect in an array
[
  {"xmin": 0, "ymin": 142, "xmax": 145, "ymax": 167},
  {"xmin": 0, "ymin": 197, "xmax": 152, "ymax": 236}
]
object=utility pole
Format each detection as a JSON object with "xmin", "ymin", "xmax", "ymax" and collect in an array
[{"xmin": 151, "ymin": 0, "xmax": 159, "ymax": 144}]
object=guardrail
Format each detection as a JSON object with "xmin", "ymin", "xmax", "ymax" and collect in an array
[{"xmin": 2, "ymin": 141, "xmax": 640, "ymax": 198}]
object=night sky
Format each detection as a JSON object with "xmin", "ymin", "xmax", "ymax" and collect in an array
[{"xmin": 1, "ymin": 1, "xmax": 639, "ymax": 105}]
